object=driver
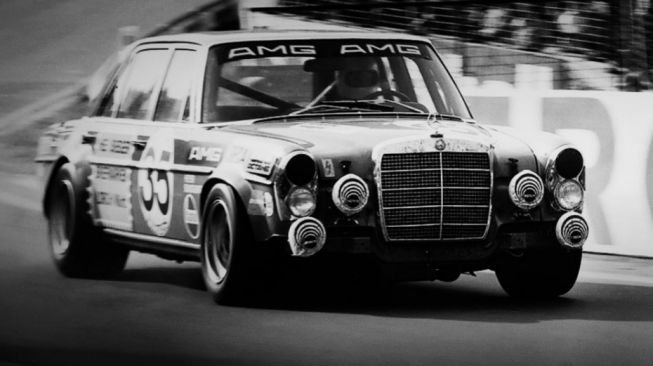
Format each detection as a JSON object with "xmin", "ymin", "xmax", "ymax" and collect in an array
[{"xmin": 334, "ymin": 57, "xmax": 382, "ymax": 100}]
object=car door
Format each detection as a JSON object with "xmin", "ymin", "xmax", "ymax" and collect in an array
[
  {"xmin": 133, "ymin": 46, "xmax": 215, "ymax": 243},
  {"xmin": 88, "ymin": 46, "xmax": 172, "ymax": 234}
]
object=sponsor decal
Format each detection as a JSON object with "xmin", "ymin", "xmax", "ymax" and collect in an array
[
  {"xmin": 340, "ymin": 43, "xmax": 421, "ymax": 56},
  {"xmin": 246, "ymin": 158, "xmax": 274, "ymax": 176},
  {"xmin": 220, "ymin": 41, "xmax": 429, "ymax": 62},
  {"xmin": 183, "ymin": 194, "xmax": 200, "ymax": 239},
  {"xmin": 184, "ymin": 183, "xmax": 202, "ymax": 194},
  {"xmin": 90, "ymin": 165, "xmax": 133, "ymax": 231},
  {"xmin": 247, "ymin": 190, "xmax": 274, "ymax": 217},
  {"xmin": 228, "ymin": 44, "xmax": 316, "ymax": 60},
  {"xmin": 138, "ymin": 129, "xmax": 174, "ymax": 236},
  {"xmin": 322, "ymin": 159, "xmax": 335, "ymax": 178},
  {"xmin": 95, "ymin": 133, "xmax": 134, "ymax": 159},
  {"xmin": 183, "ymin": 174, "xmax": 202, "ymax": 193},
  {"xmin": 188, "ymin": 146, "xmax": 222, "ymax": 163}
]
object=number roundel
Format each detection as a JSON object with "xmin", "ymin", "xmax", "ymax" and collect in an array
[{"xmin": 138, "ymin": 129, "xmax": 174, "ymax": 236}]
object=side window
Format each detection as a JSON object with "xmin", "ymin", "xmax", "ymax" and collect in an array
[
  {"xmin": 116, "ymin": 49, "xmax": 170, "ymax": 120},
  {"xmin": 96, "ymin": 61, "xmax": 132, "ymax": 117},
  {"xmin": 154, "ymin": 50, "xmax": 198, "ymax": 122}
]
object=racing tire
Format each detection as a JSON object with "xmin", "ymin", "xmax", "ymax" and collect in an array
[
  {"xmin": 47, "ymin": 164, "xmax": 129, "ymax": 278},
  {"xmin": 495, "ymin": 249, "xmax": 582, "ymax": 299},
  {"xmin": 200, "ymin": 183, "xmax": 262, "ymax": 305}
]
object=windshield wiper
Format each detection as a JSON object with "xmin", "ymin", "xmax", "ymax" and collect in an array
[
  {"xmin": 359, "ymin": 99, "xmax": 426, "ymax": 114},
  {"xmin": 290, "ymin": 100, "xmax": 393, "ymax": 115},
  {"xmin": 289, "ymin": 104, "xmax": 352, "ymax": 115},
  {"xmin": 429, "ymin": 113, "xmax": 465, "ymax": 122}
]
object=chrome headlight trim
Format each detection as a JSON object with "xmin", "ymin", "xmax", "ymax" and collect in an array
[
  {"xmin": 508, "ymin": 170, "xmax": 544, "ymax": 211},
  {"xmin": 286, "ymin": 186, "xmax": 316, "ymax": 218},
  {"xmin": 545, "ymin": 146, "xmax": 584, "ymax": 190},
  {"xmin": 554, "ymin": 179, "xmax": 584, "ymax": 211},
  {"xmin": 273, "ymin": 150, "xmax": 318, "ymax": 220},
  {"xmin": 331, "ymin": 174, "xmax": 369, "ymax": 216}
]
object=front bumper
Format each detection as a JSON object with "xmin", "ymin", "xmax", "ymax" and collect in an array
[{"xmin": 286, "ymin": 212, "xmax": 588, "ymax": 265}]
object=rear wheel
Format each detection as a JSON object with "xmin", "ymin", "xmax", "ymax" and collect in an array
[
  {"xmin": 47, "ymin": 164, "xmax": 129, "ymax": 278},
  {"xmin": 495, "ymin": 248, "xmax": 582, "ymax": 298},
  {"xmin": 200, "ymin": 183, "xmax": 262, "ymax": 305}
]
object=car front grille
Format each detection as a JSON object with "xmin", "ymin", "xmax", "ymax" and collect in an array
[{"xmin": 378, "ymin": 151, "xmax": 491, "ymax": 241}]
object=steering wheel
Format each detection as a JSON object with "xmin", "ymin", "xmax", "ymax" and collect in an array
[{"xmin": 363, "ymin": 89, "xmax": 411, "ymax": 102}]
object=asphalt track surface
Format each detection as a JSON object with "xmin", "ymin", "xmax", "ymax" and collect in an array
[{"xmin": 1, "ymin": 173, "xmax": 653, "ymax": 366}]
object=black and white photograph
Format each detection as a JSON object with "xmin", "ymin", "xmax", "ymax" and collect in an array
[{"xmin": 1, "ymin": 0, "xmax": 652, "ymax": 365}]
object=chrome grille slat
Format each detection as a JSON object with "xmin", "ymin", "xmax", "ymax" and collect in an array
[
  {"xmin": 381, "ymin": 171, "xmax": 440, "ymax": 189},
  {"xmin": 381, "ymin": 152, "xmax": 440, "ymax": 171},
  {"xmin": 382, "ymin": 188, "xmax": 440, "ymax": 208},
  {"xmin": 384, "ymin": 206, "xmax": 440, "ymax": 226},
  {"xmin": 378, "ymin": 151, "xmax": 491, "ymax": 241}
]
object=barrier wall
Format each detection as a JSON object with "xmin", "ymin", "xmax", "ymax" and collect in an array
[{"xmin": 465, "ymin": 90, "xmax": 653, "ymax": 257}]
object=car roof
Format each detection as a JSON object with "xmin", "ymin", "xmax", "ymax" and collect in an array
[{"xmin": 136, "ymin": 29, "xmax": 432, "ymax": 47}]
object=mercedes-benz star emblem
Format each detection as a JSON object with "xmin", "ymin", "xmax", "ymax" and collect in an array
[{"xmin": 435, "ymin": 138, "xmax": 446, "ymax": 151}]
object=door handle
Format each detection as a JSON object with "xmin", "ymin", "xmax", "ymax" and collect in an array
[{"xmin": 132, "ymin": 140, "xmax": 147, "ymax": 149}]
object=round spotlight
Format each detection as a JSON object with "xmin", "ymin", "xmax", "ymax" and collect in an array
[
  {"xmin": 554, "ymin": 179, "xmax": 584, "ymax": 211},
  {"xmin": 284, "ymin": 153, "xmax": 316, "ymax": 186},
  {"xmin": 288, "ymin": 217, "xmax": 326, "ymax": 257},
  {"xmin": 555, "ymin": 212, "xmax": 589, "ymax": 249},
  {"xmin": 331, "ymin": 174, "xmax": 369, "ymax": 216},
  {"xmin": 509, "ymin": 170, "xmax": 544, "ymax": 210},
  {"xmin": 554, "ymin": 148, "xmax": 584, "ymax": 179},
  {"xmin": 286, "ymin": 187, "xmax": 316, "ymax": 217}
]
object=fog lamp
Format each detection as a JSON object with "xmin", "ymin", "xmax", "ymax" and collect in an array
[
  {"xmin": 287, "ymin": 187, "xmax": 316, "ymax": 217},
  {"xmin": 554, "ymin": 180, "xmax": 583, "ymax": 211},
  {"xmin": 508, "ymin": 170, "xmax": 544, "ymax": 210},
  {"xmin": 332, "ymin": 174, "xmax": 369, "ymax": 215}
]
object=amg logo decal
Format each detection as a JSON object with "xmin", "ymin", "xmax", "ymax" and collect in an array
[
  {"xmin": 188, "ymin": 147, "xmax": 222, "ymax": 162},
  {"xmin": 228, "ymin": 45, "xmax": 316, "ymax": 59},
  {"xmin": 340, "ymin": 44, "xmax": 421, "ymax": 56}
]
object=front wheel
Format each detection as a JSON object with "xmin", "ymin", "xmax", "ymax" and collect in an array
[
  {"xmin": 200, "ymin": 184, "xmax": 261, "ymax": 305},
  {"xmin": 47, "ymin": 164, "xmax": 129, "ymax": 278},
  {"xmin": 495, "ymin": 249, "xmax": 582, "ymax": 299}
]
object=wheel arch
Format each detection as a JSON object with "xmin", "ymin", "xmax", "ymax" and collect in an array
[{"xmin": 199, "ymin": 166, "xmax": 254, "ymax": 238}]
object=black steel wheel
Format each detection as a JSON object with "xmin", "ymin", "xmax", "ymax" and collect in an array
[
  {"xmin": 46, "ymin": 164, "xmax": 129, "ymax": 278},
  {"xmin": 495, "ymin": 248, "xmax": 582, "ymax": 299},
  {"xmin": 200, "ymin": 183, "xmax": 260, "ymax": 305}
]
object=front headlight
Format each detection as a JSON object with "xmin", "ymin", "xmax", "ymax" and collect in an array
[
  {"xmin": 554, "ymin": 179, "xmax": 583, "ymax": 210},
  {"xmin": 286, "ymin": 187, "xmax": 316, "ymax": 217}
]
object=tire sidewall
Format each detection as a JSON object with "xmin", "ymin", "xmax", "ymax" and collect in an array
[
  {"xmin": 46, "ymin": 162, "xmax": 128, "ymax": 278},
  {"xmin": 47, "ymin": 164, "xmax": 87, "ymax": 269},
  {"xmin": 200, "ymin": 183, "xmax": 247, "ymax": 303},
  {"xmin": 496, "ymin": 248, "xmax": 582, "ymax": 298}
]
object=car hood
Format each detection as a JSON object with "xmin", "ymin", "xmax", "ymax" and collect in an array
[
  {"xmin": 225, "ymin": 115, "xmax": 487, "ymax": 153},
  {"xmin": 222, "ymin": 115, "xmax": 540, "ymax": 176}
]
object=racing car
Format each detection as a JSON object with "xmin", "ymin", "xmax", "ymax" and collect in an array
[{"xmin": 36, "ymin": 30, "xmax": 588, "ymax": 304}]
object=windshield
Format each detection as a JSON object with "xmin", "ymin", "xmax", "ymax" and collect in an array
[{"xmin": 202, "ymin": 39, "xmax": 471, "ymax": 122}]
